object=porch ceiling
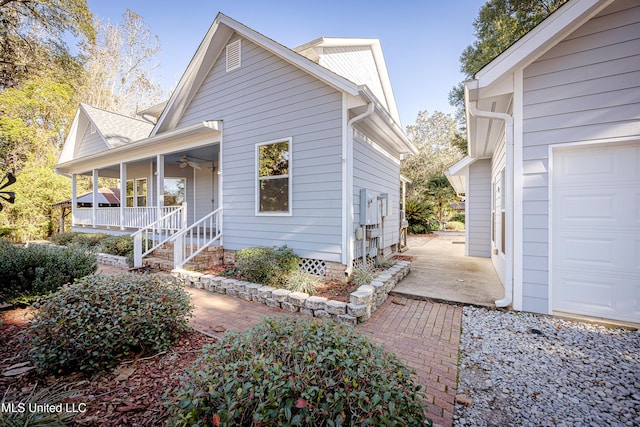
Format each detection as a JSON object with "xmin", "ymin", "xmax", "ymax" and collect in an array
[
  {"xmin": 82, "ymin": 145, "xmax": 220, "ymax": 177},
  {"xmin": 56, "ymin": 121, "xmax": 221, "ymax": 176}
]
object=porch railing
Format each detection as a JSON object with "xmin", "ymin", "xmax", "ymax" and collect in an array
[
  {"xmin": 74, "ymin": 206, "xmax": 184, "ymax": 229},
  {"xmin": 132, "ymin": 204, "xmax": 187, "ymax": 267},
  {"xmin": 172, "ymin": 207, "xmax": 222, "ymax": 268}
]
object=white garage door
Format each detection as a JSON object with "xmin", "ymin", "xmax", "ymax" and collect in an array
[{"xmin": 551, "ymin": 143, "xmax": 640, "ymax": 323}]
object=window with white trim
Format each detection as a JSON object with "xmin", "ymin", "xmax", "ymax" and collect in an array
[
  {"xmin": 125, "ymin": 178, "xmax": 147, "ymax": 207},
  {"xmin": 256, "ymin": 139, "xmax": 291, "ymax": 214},
  {"xmin": 226, "ymin": 39, "xmax": 241, "ymax": 72}
]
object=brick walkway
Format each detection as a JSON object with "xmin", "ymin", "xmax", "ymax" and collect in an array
[
  {"xmin": 358, "ymin": 296, "xmax": 462, "ymax": 427},
  {"xmin": 187, "ymin": 288, "xmax": 462, "ymax": 427}
]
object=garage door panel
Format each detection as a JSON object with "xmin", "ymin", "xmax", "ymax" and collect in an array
[
  {"xmin": 555, "ymin": 231, "xmax": 639, "ymax": 272},
  {"xmin": 552, "ymin": 143, "xmax": 640, "ymax": 323},
  {"xmin": 553, "ymin": 271, "xmax": 640, "ymax": 322},
  {"xmin": 556, "ymin": 235, "xmax": 615, "ymax": 267},
  {"xmin": 554, "ymin": 191, "xmax": 617, "ymax": 225}
]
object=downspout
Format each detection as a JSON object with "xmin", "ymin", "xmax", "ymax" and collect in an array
[
  {"xmin": 468, "ymin": 101, "xmax": 514, "ymax": 308},
  {"xmin": 218, "ymin": 121, "xmax": 224, "ymax": 247},
  {"xmin": 344, "ymin": 102, "xmax": 374, "ymax": 274}
]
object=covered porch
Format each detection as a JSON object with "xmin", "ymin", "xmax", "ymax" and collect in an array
[{"xmin": 56, "ymin": 122, "xmax": 222, "ymax": 234}]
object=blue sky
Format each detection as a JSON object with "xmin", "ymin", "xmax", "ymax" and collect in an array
[{"xmin": 86, "ymin": 0, "xmax": 487, "ymax": 128}]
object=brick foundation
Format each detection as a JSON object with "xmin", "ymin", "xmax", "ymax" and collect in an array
[{"xmin": 325, "ymin": 261, "xmax": 348, "ymax": 284}]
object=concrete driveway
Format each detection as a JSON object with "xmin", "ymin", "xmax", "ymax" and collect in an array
[{"xmin": 392, "ymin": 233, "xmax": 505, "ymax": 307}]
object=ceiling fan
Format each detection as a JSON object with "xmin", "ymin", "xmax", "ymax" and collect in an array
[{"xmin": 178, "ymin": 155, "xmax": 202, "ymax": 170}]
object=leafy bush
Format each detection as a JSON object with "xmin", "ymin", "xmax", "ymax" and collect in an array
[
  {"xmin": 99, "ymin": 235, "xmax": 134, "ymax": 257},
  {"xmin": 26, "ymin": 273, "xmax": 192, "ymax": 374},
  {"xmin": 49, "ymin": 232, "xmax": 107, "ymax": 249},
  {"xmin": 445, "ymin": 220, "xmax": 465, "ymax": 231},
  {"xmin": 49, "ymin": 231, "xmax": 76, "ymax": 246},
  {"xmin": 235, "ymin": 245, "xmax": 299, "ymax": 287},
  {"xmin": 285, "ymin": 271, "xmax": 319, "ymax": 294},
  {"xmin": 166, "ymin": 317, "xmax": 428, "ymax": 426},
  {"xmin": 405, "ymin": 200, "xmax": 438, "ymax": 234},
  {"xmin": 0, "ymin": 239, "xmax": 97, "ymax": 302}
]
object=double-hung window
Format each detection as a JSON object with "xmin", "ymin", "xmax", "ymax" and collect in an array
[
  {"xmin": 125, "ymin": 178, "xmax": 147, "ymax": 207},
  {"xmin": 256, "ymin": 138, "xmax": 291, "ymax": 215}
]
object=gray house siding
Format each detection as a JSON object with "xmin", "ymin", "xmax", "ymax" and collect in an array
[
  {"xmin": 466, "ymin": 159, "xmax": 491, "ymax": 257},
  {"xmin": 521, "ymin": 0, "xmax": 640, "ymax": 312},
  {"xmin": 76, "ymin": 121, "xmax": 108, "ymax": 158},
  {"xmin": 352, "ymin": 130, "xmax": 400, "ymax": 260},
  {"xmin": 176, "ymin": 34, "xmax": 344, "ymax": 262}
]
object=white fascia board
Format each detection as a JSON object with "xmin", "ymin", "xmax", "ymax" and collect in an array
[
  {"xmin": 444, "ymin": 155, "xmax": 476, "ymax": 195},
  {"xmin": 464, "ymin": 80, "xmax": 480, "ymax": 158},
  {"xmin": 152, "ymin": 14, "xmax": 361, "ymax": 137},
  {"xmin": 358, "ymin": 86, "xmax": 417, "ymax": 155},
  {"xmin": 295, "ymin": 37, "xmax": 401, "ymax": 125},
  {"xmin": 57, "ymin": 108, "xmax": 82, "ymax": 165},
  {"xmin": 151, "ymin": 19, "xmax": 230, "ymax": 137},
  {"xmin": 445, "ymin": 173, "xmax": 466, "ymax": 196},
  {"xmin": 446, "ymin": 155, "xmax": 477, "ymax": 176},
  {"xmin": 217, "ymin": 15, "xmax": 360, "ymax": 95},
  {"xmin": 476, "ymin": 0, "xmax": 612, "ymax": 90},
  {"xmin": 56, "ymin": 121, "xmax": 221, "ymax": 175}
]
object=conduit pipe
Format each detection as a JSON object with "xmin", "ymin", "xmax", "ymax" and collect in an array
[
  {"xmin": 468, "ymin": 101, "xmax": 514, "ymax": 308},
  {"xmin": 343, "ymin": 102, "xmax": 374, "ymax": 274}
]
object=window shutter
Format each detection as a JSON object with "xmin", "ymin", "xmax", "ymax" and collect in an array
[{"xmin": 226, "ymin": 40, "xmax": 241, "ymax": 72}]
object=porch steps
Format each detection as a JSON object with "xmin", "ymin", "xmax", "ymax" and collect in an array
[{"xmin": 142, "ymin": 241, "xmax": 224, "ymax": 272}]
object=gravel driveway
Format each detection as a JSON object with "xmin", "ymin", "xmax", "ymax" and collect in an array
[{"xmin": 455, "ymin": 306, "xmax": 640, "ymax": 427}]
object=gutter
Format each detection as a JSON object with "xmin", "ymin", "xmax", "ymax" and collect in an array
[
  {"xmin": 468, "ymin": 100, "xmax": 514, "ymax": 308},
  {"xmin": 343, "ymin": 102, "xmax": 375, "ymax": 273}
]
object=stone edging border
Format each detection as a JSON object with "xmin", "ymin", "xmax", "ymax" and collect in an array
[{"xmin": 171, "ymin": 260, "xmax": 411, "ymax": 325}]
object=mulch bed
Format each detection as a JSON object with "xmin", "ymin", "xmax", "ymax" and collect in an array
[{"xmin": 0, "ymin": 308, "xmax": 215, "ymax": 427}]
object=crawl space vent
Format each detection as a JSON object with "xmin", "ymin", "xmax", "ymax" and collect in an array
[{"xmin": 226, "ymin": 39, "xmax": 241, "ymax": 72}]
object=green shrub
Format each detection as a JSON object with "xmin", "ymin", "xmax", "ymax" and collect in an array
[
  {"xmin": 285, "ymin": 271, "xmax": 319, "ymax": 294},
  {"xmin": 49, "ymin": 231, "xmax": 108, "ymax": 249},
  {"xmin": 99, "ymin": 235, "xmax": 134, "ymax": 257},
  {"xmin": 445, "ymin": 220, "xmax": 465, "ymax": 231},
  {"xmin": 49, "ymin": 231, "xmax": 76, "ymax": 246},
  {"xmin": 407, "ymin": 223, "xmax": 428, "ymax": 234},
  {"xmin": 235, "ymin": 245, "xmax": 299, "ymax": 287},
  {"xmin": 26, "ymin": 273, "xmax": 192, "ymax": 374},
  {"xmin": 166, "ymin": 317, "xmax": 428, "ymax": 426},
  {"xmin": 0, "ymin": 239, "xmax": 97, "ymax": 302}
]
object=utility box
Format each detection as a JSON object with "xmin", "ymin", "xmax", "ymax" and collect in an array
[{"xmin": 359, "ymin": 189, "xmax": 380, "ymax": 225}]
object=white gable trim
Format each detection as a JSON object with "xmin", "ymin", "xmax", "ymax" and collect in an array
[
  {"xmin": 476, "ymin": 0, "xmax": 614, "ymax": 92},
  {"xmin": 293, "ymin": 37, "xmax": 401, "ymax": 125},
  {"xmin": 152, "ymin": 13, "xmax": 360, "ymax": 137}
]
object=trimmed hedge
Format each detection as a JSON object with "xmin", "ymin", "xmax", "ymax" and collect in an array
[
  {"xmin": 26, "ymin": 273, "xmax": 192, "ymax": 374},
  {"xmin": 0, "ymin": 239, "xmax": 97, "ymax": 302},
  {"xmin": 167, "ymin": 317, "xmax": 429, "ymax": 426}
]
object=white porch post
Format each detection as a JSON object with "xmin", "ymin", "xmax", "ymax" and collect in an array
[
  {"xmin": 119, "ymin": 163, "xmax": 126, "ymax": 230},
  {"xmin": 156, "ymin": 154, "xmax": 164, "ymax": 222},
  {"xmin": 71, "ymin": 174, "xmax": 77, "ymax": 227},
  {"xmin": 92, "ymin": 169, "xmax": 98, "ymax": 228}
]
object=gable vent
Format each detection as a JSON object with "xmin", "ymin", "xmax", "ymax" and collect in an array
[{"xmin": 226, "ymin": 39, "xmax": 241, "ymax": 72}]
